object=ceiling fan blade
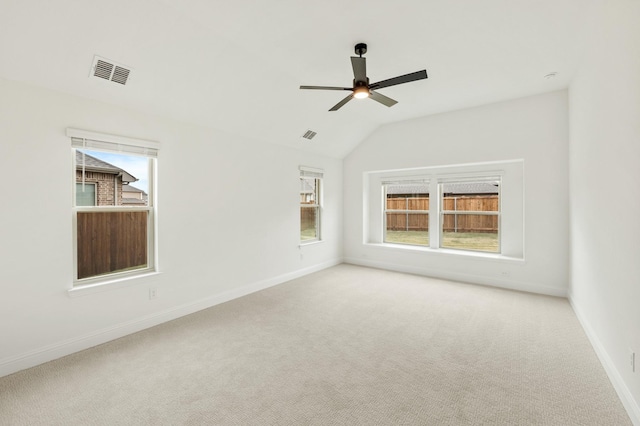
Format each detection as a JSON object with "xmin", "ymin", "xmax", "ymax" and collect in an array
[
  {"xmin": 300, "ymin": 85, "xmax": 351, "ymax": 91},
  {"xmin": 329, "ymin": 94, "xmax": 354, "ymax": 111},
  {"xmin": 370, "ymin": 70, "xmax": 428, "ymax": 90},
  {"xmin": 351, "ymin": 57, "xmax": 367, "ymax": 83},
  {"xmin": 369, "ymin": 90, "xmax": 398, "ymax": 107}
]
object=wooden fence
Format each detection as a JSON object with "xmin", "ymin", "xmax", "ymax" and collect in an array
[
  {"xmin": 76, "ymin": 211, "xmax": 148, "ymax": 279},
  {"xmin": 300, "ymin": 205, "xmax": 317, "ymax": 231},
  {"xmin": 386, "ymin": 196, "xmax": 498, "ymax": 233}
]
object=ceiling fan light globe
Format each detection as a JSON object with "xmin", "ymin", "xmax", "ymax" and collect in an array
[{"xmin": 353, "ymin": 86, "xmax": 370, "ymax": 99}]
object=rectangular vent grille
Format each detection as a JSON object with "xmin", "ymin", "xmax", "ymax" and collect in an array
[
  {"xmin": 94, "ymin": 60, "xmax": 113, "ymax": 80},
  {"xmin": 302, "ymin": 130, "xmax": 317, "ymax": 140},
  {"xmin": 91, "ymin": 56, "xmax": 132, "ymax": 85}
]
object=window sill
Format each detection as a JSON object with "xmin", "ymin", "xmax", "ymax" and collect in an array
[
  {"xmin": 68, "ymin": 271, "xmax": 161, "ymax": 298},
  {"xmin": 299, "ymin": 239, "xmax": 323, "ymax": 247},
  {"xmin": 366, "ymin": 242, "xmax": 524, "ymax": 263}
]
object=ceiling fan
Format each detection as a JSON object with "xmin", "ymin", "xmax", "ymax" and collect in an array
[{"xmin": 300, "ymin": 43, "xmax": 428, "ymax": 111}]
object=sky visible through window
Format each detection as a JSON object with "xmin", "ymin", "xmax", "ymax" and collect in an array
[{"xmin": 80, "ymin": 150, "xmax": 149, "ymax": 193}]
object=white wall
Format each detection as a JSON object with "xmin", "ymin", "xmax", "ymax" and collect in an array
[
  {"xmin": 343, "ymin": 91, "xmax": 570, "ymax": 296},
  {"xmin": 0, "ymin": 77, "xmax": 342, "ymax": 376},
  {"xmin": 568, "ymin": 0, "xmax": 640, "ymax": 421}
]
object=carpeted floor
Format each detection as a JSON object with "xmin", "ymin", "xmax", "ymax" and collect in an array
[{"xmin": 0, "ymin": 264, "xmax": 632, "ymax": 425}]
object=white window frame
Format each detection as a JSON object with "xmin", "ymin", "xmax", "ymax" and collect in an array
[
  {"xmin": 299, "ymin": 166, "xmax": 323, "ymax": 244},
  {"xmin": 69, "ymin": 128, "xmax": 159, "ymax": 289},
  {"xmin": 365, "ymin": 160, "xmax": 524, "ymax": 259}
]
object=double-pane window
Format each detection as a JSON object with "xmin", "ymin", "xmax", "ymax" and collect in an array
[
  {"xmin": 381, "ymin": 176, "xmax": 501, "ymax": 254},
  {"xmin": 71, "ymin": 129, "xmax": 158, "ymax": 285}
]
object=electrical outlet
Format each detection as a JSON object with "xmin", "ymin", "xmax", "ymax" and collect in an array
[
  {"xmin": 631, "ymin": 350, "xmax": 636, "ymax": 373},
  {"xmin": 149, "ymin": 287, "xmax": 158, "ymax": 300}
]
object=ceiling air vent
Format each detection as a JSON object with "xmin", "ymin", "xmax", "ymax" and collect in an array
[
  {"xmin": 111, "ymin": 66, "xmax": 131, "ymax": 85},
  {"xmin": 302, "ymin": 130, "xmax": 317, "ymax": 140},
  {"xmin": 90, "ymin": 56, "xmax": 132, "ymax": 85}
]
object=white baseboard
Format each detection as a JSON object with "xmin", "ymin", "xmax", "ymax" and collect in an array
[
  {"xmin": 569, "ymin": 296, "xmax": 640, "ymax": 426},
  {"xmin": 344, "ymin": 257, "xmax": 567, "ymax": 297},
  {"xmin": 0, "ymin": 258, "xmax": 342, "ymax": 378}
]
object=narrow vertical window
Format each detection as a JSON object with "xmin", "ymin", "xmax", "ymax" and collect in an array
[
  {"xmin": 70, "ymin": 129, "xmax": 159, "ymax": 285},
  {"xmin": 440, "ymin": 179, "xmax": 500, "ymax": 253},
  {"xmin": 299, "ymin": 166, "xmax": 323, "ymax": 243},
  {"xmin": 383, "ymin": 180, "xmax": 430, "ymax": 246}
]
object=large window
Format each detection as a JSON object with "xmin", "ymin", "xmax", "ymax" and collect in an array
[
  {"xmin": 70, "ymin": 129, "xmax": 158, "ymax": 285},
  {"xmin": 300, "ymin": 166, "xmax": 323, "ymax": 243},
  {"xmin": 369, "ymin": 160, "xmax": 523, "ymax": 258},
  {"xmin": 383, "ymin": 178, "xmax": 500, "ymax": 254}
]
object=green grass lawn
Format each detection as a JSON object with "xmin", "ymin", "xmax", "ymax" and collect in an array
[
  {"xmin": 385, "ymin": 230, "xmax": 498, "ymax": 252},
  {"xmin": 385, "ymin": 230, "xmax": 430, "ymax": 246},
  {"xmin": 301, "ymin": 228, "xmax": 317, "ymax": 241}
]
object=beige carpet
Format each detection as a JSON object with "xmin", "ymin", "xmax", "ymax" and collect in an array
[{"xmin": 0, "ymin": 264, "xmax": 631, "ymax": 425}]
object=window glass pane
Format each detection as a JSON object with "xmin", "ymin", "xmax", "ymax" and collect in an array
[
  {"xmin": 300, "ymin": 206, "xmax": 318, "ymax": 241},
  {"xmin": 75, "ymin": 183, "xmax": 96, "ymax": 206},
  {"xmin": 300, "ymin": 177, "xmax": 318, "ymax": 204},
  {"xmin": 442, "ymin": 214, "xmax": 499, "ymax": 252},
  {"xmin": 384, "ymin": 183, "xmax": 429, "ymax": 246},
  {"xmin": 441, "ymin": 180, "xmax": 499, "ymax": 253},
  {"xmin": 77, "ymin": 211, "xmax": 148, "ymax": 279},
  {"xmin": 76, "ymin": 149, "xmax": 149, "ymax": 207}
]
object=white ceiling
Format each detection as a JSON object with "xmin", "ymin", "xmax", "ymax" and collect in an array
[{"xmin": 0, "ymin": 0, "xmax": 594, "ymax": 158}]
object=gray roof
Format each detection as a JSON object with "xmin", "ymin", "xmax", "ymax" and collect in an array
[
  {"xmin": 387, "ymin": 182, "xmax": 499, "ymax": 195},
  {"xmin": 121, "ymin": 197, "xmax": 147, "ymax": 205},
  {"xmin": 76, "ymin": 151, "xmax": 137, "ymax": 183},
  {"xmin": 122, "ymin": 184, "xmax": 147, "ymax": 195}
]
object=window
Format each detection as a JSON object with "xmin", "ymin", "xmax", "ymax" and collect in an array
[
  {"xmin": 366, "ymin": 160, "xmax": 523, "ymax": 258},
  {"xmin": 300, "ymin": 166, "xmax": 323, "ymax": 243},
  {"xmin": 440, "ymin": 179, "xmax": 500, "ymax": 253},
  {"xmin": 75, "ymin": 182, "xmax": 96, "ymax": 206},
  {"xmin": 383, "ymin": 180, "xmax": 430, "ymax": 246},
  {"xmin": 70, "ymin": 128, "xmax": 158, "ymax": 285}
]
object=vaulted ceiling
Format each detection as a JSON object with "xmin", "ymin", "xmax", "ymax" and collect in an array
[{"xmin": 0, "ymin": 0, "xmax": 594, "ymax": 158}]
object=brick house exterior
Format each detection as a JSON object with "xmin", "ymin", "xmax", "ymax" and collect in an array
[
  {"xmin": 76, "ymin": 151, "xmax": 137, "ymax": 206},
  {"xmin": 122, "ymin": 185, "xmax": 148, "ymax": 205}
]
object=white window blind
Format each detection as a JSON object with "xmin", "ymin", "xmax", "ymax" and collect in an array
[
  {"xmin": 299, "ymin": 166, "xmax": 324, "ymax": 179},
  {"xmin": 437, "ymin": 175, "xmax": 501, "ymax": 184},
  {"xmin": 68, "ymin": 128, "xmax": 159, "ymax": 158},
  {"xmin": 381, "ymin": 177, "xmax": 429, "ymax": 185}
]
